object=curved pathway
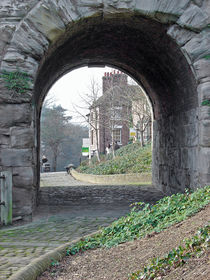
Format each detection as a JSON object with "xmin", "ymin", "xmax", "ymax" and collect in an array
[{"xmin": 40, "ymin": 171, "xmax": 95, "ymax": 187}]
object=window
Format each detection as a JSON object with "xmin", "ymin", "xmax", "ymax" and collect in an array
[
  {"xmin": 113, "ymin": 129, "xmax": 121, "ymax": 143},
  {"xmin": 110, "ymin": 106, "xmax": 122, "ymax": 120}
]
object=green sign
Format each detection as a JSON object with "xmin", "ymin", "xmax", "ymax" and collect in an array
[{"xmin": 82, "ymin": 147, "xmax": 89, "ymax": 153}]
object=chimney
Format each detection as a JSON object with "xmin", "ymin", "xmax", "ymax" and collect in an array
[{"xmin": 102, "ymin": 70, "xmax": 128, "ymax": 94}]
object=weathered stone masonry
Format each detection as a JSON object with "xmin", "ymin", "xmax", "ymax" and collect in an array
[{"xmin": 0, "ymin": 0, "xmax": 209, "ymax": 219}]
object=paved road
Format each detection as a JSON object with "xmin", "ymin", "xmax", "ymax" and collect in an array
[{"xmin": 40, "ymin": 171, "xmax": 95, "ymax": 187}]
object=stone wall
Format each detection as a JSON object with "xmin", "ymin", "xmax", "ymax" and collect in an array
[
  {"xmin": 70, "ymin": 169, "xmax": 152, "ymax": 185},
  {"xmin": 39, "ymin": 185, "xmax": 165, "ymax": 207},
  {"xmin": 0, "ymin": 0, "xmax": 209, "ymax": 219}
]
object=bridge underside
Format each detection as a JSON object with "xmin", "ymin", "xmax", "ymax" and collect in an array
[{"xmin": 0, "ymin": 0, "xmax": 209, "ymax": 220}]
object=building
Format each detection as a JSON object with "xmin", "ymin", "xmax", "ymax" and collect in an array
[{"xmin": 88, "ymin": 71, "xmax": 152, "ymax": 155}]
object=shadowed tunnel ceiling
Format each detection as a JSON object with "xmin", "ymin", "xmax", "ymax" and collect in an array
[{"xmin": 35, "ymin": 14, "xmax": 197, "ymax": 120}]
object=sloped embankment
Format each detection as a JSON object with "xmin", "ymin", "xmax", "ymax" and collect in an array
[{"xmin": 38, "ymin": 186, "xmax": 210, "ymax": 280}]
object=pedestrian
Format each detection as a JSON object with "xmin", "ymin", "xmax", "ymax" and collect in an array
[
  {"xmin": 42, "ymin": 155, "xmax": 48, "ymax": 164},
  {"xmin": 106, "ymin": 143, "xmax": 111, "ymax": 155},
  {"xmin": 114, "ymin": 141, "xmax": 120, "ymax": 151}
]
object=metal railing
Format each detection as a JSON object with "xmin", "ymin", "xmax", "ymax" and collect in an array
[{"xmin": 0, "ymin": 171, "xmax": 12, "ymax": 225}]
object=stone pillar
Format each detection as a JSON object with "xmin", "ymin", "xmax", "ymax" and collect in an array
[{"xmin": 0, "ymin": 101, "xmax": 36, "ymax": 220}]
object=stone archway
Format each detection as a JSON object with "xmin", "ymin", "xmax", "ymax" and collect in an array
[{"xmin": 0, "ymin": 0, "xmax": 209, "ymax": 219}]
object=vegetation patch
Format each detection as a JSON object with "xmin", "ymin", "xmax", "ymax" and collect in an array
[
  {"xmin": 201, "ymin": 99, "xmax": 210, "ymax": 107},
  {"xmin": 67, "ymin": 186, "xmax": 209, "ymax": 255},
  {"xmin": 129, "ymin": 224, "xmax": 209, "ymax": 279},
  {"xmin": 77, "ymin": 143, "xmax": 152, "ymax": 175},
  {"xmin": 0, "ymin": 69, "xmax": 32, "ymax": 95},
  {"xmin": 203, "ymin": 54, "xmax": 210, "ymax": 60}
]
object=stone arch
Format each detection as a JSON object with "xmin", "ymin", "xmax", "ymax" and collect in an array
[{"xmin": 0, "ymin": 0, "xmax": 209, "ymax": 219}]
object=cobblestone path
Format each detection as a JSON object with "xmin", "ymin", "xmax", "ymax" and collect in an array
[
  {"xmin": 0, "ymin": 205, "xmax": 128, "ymax": 279},
  {"xmin": 0, "ymin": 172, "xmax": 159, "ymax": 279}
]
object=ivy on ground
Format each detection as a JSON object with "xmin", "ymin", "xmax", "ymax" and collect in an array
[
  {"xmin": 77, "ymin": 143, "xmax": 152, "ymax": 175},
  {"xmin": 129, "ymin": 224, "xmax": 209, "ymax": 279},
  {"xmin": 66, "ymin": 186, "xmax": 209, "ymax": 256}
]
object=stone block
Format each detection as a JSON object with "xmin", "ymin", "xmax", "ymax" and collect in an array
[
  {"xmin": 10, "ymin": 127, "xmax": 34, "ymax": 148},
  {"xmin": 157, "ymin": 0, "xmax": 191, "ymax": 16},
  {"xmin": 193, "ymin": 0, "xmax": 203, "ymax": 7},
  {"xmin": 27, "ymin": 1, "xmax": 65, "ymax": 42},
  {"xmin": 202, "ymin": 0, "xmax": 210, "ymax": 17},
  {"xmin": 198, "ymin": 147, "xmax": 210, "ymax": 174},
  {"xmin": 167, "ymin": 24, "xmax": 195, "ymax": 46},
  {"xmin": 199, "ymin": 173, "xmax": 210, "ymax": 186},
  {"xmin": 0, "ymin": 0, "xmax": 38, "ymax": 19},
  {"xmin": 0, "ymin": 104, "xmax": 32, "ymax": 128},
  {"xmin": 194, "ymin": 58, "xmax": 210, "ymax": 81},
  {"xmin": 0, "ymin": 24, "xmax": 16, "ymax": 57},
  {"xmin": 159, "ymin": 165, "xmax": 169, "ymax": 193},
  {"xmin": 13, "ymin": 187, "xmax": 33, "ymax": 216},
  {"xmin": 2, "ymin": 50, "xmax": 38, "ymax": 77},
  {"xmin": 181, "ymin": 147, "xmax": 198, "ymax": 171},
  {"xmin": 179, "ymin": 108, "xmax": 198, "ymax": 125},
  {"xmin": 13, "ymin": 167, "xmax": 34, "ymax": 188},
  {"xmin": 0, "ymin": 148, "xmax": 33, "ymax": 167},
  {"xmin": 0, "ymin": 128, "xmax": 10, "ymax": 147},
  {"xmin": 134, "ymin": 0, "xmax": 190, "ymax": 17},
  {"xmin": 198, "ymin": 106, "xmax": 210, "ymax": 121},
  {"xmin": 177, "ymin": 4, "xmax": 209, "ymax": 30},
  {"xmin": 180, "ymin": 124, "xmax": 198, "ymax": 147},
  {"xmin": 182, "ymin": 32, "xmax": 210, "ymax": 62},
  {"xmin": 134, "ymin": 0, "xmax": 158, "ymax": 16},
  {"xmin": 169, "ymin": 168, "xmax": 190, "ymax": 193},
  {"xmin": 168, "ymin": 148, "xmax": 181, "ymax": 167},
  {"xmin": 198, "ymin": 82, "xmax": 210, "ymax": 103},
  {"xmin": 57, "ymin": 0, "xmax": 80, "ymax": 24},
  {"xmin": 104, "ymin": 0, "xmax": 135, "ymax": 11},
  {"xmin": 11, "ymin": 20, "xmax": 49, "ymax": 59},
  {"xmin": 199, "ymin": 120, "xmax": 210, "ymax": 146}
]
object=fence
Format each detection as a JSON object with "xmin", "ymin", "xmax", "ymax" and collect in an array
[{"xmin": 0, "ymin": 171, "xmax": 12, "ymax": 225}]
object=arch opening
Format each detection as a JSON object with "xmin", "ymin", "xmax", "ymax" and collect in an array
[{"xmin": 34, "ymin": 13, "xmax": 198, "ymax": 198}]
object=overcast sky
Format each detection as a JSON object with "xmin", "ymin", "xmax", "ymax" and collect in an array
[
  {"xmin": 45, "ymin": 66, "xmax": 138, "ymax": 125},
  {"xmin": 46, "ymin": 66, "xmax": 112, "ymax": 124}
]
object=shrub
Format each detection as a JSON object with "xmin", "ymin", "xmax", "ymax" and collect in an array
[{"xmin": 77, "ymin": 143, "xmax": 152, "ymax": 175}]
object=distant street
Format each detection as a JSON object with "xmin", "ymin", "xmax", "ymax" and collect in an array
[{"xmin": 40, "ymin": 171, "xmax": 95, "ymax": 187}]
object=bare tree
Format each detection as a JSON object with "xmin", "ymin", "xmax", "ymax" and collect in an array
[
  {"xmin": 72, "ymin": 77, "xmax": 102, "ymax": 162},
  {"xmin": 126, "ymin": 85, "xmax": 152, "ymax": 147}
]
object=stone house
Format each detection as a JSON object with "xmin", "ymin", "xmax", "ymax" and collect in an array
[{"xmin": 88, "ymin": 71, "xmax": 152, "ymax": 155}]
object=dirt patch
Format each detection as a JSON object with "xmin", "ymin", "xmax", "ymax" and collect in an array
[
  {"xmin": 38, "ymin": 204, "xmax": 210, "ymax": 280},
  {"xmin": 163, "ymin": 251, "xmax": 210, "ymax": 280}
]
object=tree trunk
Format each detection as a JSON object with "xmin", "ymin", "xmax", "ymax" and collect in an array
[
  {"xmin": 111, "ymin": 129, "xmax": 115, "ymax": 158},
  {"xmin": 52, "ymin": 150, "xmax": 57, "ymax": 172},
  {"xmin": 95, "ymin": 128, "xmax": 100, "ymax": 162},
  {"xmin": 140, "ymin": 130, "xmax": 144, "ymax": 147}
]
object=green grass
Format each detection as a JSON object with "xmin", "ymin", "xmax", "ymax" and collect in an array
[
  {"xmin": 129, "ymin": 224, "xmax": 209, "ymax": 279},
  {"xmin": 67, "ymin": 186, "xmax": 210, "ymax": 255},
  {"xmin": 77, "ymin": 143, "xmax": 152, "ymax": 175}
]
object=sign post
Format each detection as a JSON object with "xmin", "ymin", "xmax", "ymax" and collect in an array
[{"xmin": 82, "ymin": 138, "xmax": 90, "ymax": 157}]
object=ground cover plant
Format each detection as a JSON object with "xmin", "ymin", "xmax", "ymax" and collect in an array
[
  {"xmin": 77, "ymin": 143, "xmax": 152, "ymax": 175},
  {"xmin": 0, "ymin": 69, "xmax": 32, "ymax": 95},
  {"xmin": 67, "ymin": 186, "xmax": 210, "ymax": 255},
  {"xmin": 129, "ymin": 224, "xmax": 210, "ymax": 279}
]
